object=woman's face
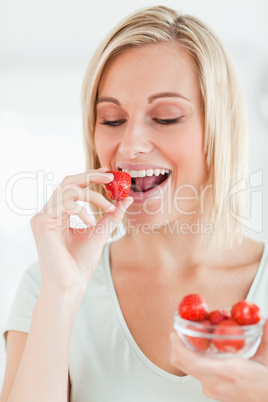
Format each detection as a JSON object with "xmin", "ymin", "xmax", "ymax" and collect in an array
[{"xmin": 94, "ymin": 43, "xmax": 209, "ymax": 228}]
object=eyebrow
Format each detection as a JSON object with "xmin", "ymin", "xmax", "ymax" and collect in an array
[
  {"xmin": 96, "ymin": 97, "xmax": 121, "ymax": 106},
  {"xmin": 96, "ymin": 92, "xmax": 190, "ymax": 106},
  {"xmin": 148, "ymin": 92, "xmax": 190, "ymax": 103}
]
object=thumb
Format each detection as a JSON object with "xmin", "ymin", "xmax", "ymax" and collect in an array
[{"xmin": 251, "ymin": 318, "xmax": 268, "ymax": 366}]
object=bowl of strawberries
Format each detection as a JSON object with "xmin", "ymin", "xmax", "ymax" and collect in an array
[{"xmin": 173, "ymin": 294, "xmax": 265, "ymax": 358}]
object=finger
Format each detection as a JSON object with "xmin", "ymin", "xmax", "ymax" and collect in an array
[
  {"xmin": 61, "ymin": 171, "xmax": 114, "ymax": 187},
  {"xmin": 169, "ymin": 332, "xmax": 203, "ymax": 376},
  {"xmin": 87, "ymin": 191, "xmax": 116, "ymax": 213},
  {"xmin": 251, "ymin": 318, "xmax": 268, "ymax": 366},
  {"xmin": 76, "ymin": 207, "xmax": 96, "ymax": 226},
  {"xmin": 98, "ymin": 167, "xmax": 110, "ymax": 173},
  {"xmin": 59, "ymin": 202, "xmax": 95, "ymax": 226},
  {"xmin": 169, "ymin": 332, "xmax": 229, "ymax": 378},
  {"xmin": 93, "ymin": 196, "xmax": 133, "ymax": 242},
  {"xmin": 61, "ymin": 185, "xmax": 116, "ymax": 213}
]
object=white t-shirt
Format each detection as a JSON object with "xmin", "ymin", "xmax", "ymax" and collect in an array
[{"xmin": 3, "ymin": 241, "xmax": 268, "ymax": 401}]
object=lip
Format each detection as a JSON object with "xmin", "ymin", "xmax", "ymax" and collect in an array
[
  {"xmin": 128, "ymin": 171, "xmax": 172, "ymax": 203},
  {"xmin": 116, "ymin": 162, "xmax": 171, "ymax": 171}
]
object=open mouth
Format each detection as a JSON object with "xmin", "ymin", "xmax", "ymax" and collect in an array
[{"xmin": 118, "ymin": 168, "xmax": 172, "ymax": 193}]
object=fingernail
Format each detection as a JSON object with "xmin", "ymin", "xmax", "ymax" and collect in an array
[{"xmin": 99, "ymin": 172, "xmax": 113, "ymax": 177}]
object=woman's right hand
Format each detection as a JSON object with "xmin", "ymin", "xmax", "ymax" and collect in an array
[{"xmin": 30, "ymin": 168, "xmax": 133, "ymax": 295}]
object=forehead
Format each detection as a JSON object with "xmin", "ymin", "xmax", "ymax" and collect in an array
[{"xmin": 98, "ymin": 43, "xmax": 200, "ymax": 102}]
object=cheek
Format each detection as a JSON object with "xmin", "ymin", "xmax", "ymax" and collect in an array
[
  {"xmin": 94, "ymin": 130, "xmax": 116, "ymax": 166},
  {"xmin": 94, "ymin": 129, "xmax": 107, "ymax": 161},
  {"xmin": 169, "ymin": 131, "xmax": 207, "ymax": 180},
  {"xmin": 170, "ymin": 134, "xmax": 204, "ymax": 162}
]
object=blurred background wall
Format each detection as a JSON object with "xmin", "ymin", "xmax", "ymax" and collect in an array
[{"xmin": 0, "ymin": 0, "xmax": 268, "ymax": 389}]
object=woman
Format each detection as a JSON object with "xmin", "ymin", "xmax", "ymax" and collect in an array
[{"xmin": 1, "ymin": 6, "xmax": 268, "ymax": 402}]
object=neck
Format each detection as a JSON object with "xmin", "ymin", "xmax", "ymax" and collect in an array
[{"xmin": 122, "ymin": 217, "xmax": 224, "ymax": 272}]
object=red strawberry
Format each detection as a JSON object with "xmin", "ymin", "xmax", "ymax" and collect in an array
[
  {"xmin": 208, "ymin": 310, "xmax": 230, "ymax": 325},
  {"xmin": 103, "ymin": 170, "xmax": 131, "ymax": 201},
  {"xmin": 186, "ymin": 320, "xmax": 211, "ymax": 351},
  {"xmin": 178, "ymin": 294, "xmax": 209, "ymax": 321},
  {"xmin": 231, "ymin": 300, "xmax": 262, "ymax": 325},
  {"xmin": 212, "ymin": 319, "xmax": 245, "ymax": 353}
]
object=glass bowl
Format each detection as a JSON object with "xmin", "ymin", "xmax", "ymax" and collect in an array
[{"xmin": 173, "ymin": 312, "xmax": 265, "ymax": 358}]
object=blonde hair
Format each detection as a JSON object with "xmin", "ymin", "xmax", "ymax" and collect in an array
[{"xmin": 82, "ymin": 5, "xmax": 248, "ymax": 248}]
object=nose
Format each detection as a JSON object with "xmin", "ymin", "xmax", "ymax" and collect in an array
[{"xmin": 118, "ymin": 119, "xmax": 153, "ymax": 159}]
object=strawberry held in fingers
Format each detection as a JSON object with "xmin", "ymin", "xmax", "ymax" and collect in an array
[
  {"xmin": 103, "ymin": 170, "xmax": 131, "ymax": 201},
  {"xmin": 231, "ymin": 300, "xmax": 262, "ymax": 325},
  {"xmin": 178, "ymin": 294, "xmax": 209, "ymax": 321}
]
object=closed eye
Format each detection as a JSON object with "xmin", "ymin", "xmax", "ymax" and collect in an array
[
  {"xmin": 153, "ymin": 117, "xmax": 182, "ymax": 125},
  {"xmin": 100, "ymin": 119, "xmax": 126, "ymax": 127},
  {"xmin": 100, "ymin": 117, "xmax": 182, "ymax": 127}
]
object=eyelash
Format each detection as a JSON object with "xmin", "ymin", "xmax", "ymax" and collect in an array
[
  {"xmin": 152, "ymin": 117, "xmax": 182, "ymax": 125},
  {"xmin": 100, "ymin": 119, "xmax": 126, "ymax": 127},
  {"xmin": 100, "ymin": 117, "xmax": 182, "ymax": 127}
]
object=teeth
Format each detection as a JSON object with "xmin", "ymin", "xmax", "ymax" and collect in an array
[
  {"xmin": 129, "ymin": 170, "xmax": 138, "ymax": 178},
  {"xmin": 121, "ymin": 168, "xmax": 171, "ymax": 178},
  {"xmin": 137, "ymin": 170, "xmax": 145, "ymax": 177}
]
